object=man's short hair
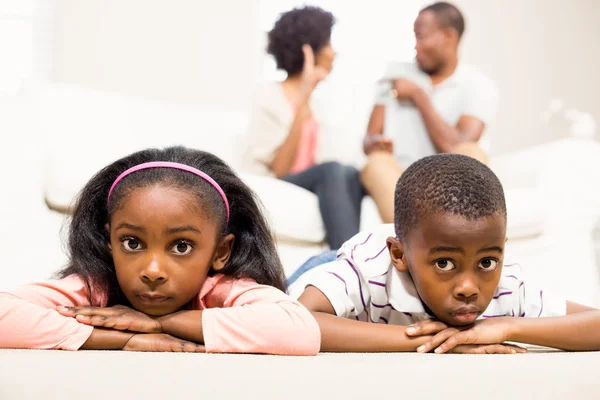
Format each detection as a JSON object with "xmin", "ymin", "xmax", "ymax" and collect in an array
[
  {"xmin": 394, "ymin": 154, "xmax": 506, "ymax": 241},
  {"xmin": 421, "ymin": 2, "xmax": 465, "ymax": 39}
]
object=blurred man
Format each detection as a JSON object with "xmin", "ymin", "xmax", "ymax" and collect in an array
[{"xmin": 362, "ymin": 2, "xmax": 497, "ymax": 223}]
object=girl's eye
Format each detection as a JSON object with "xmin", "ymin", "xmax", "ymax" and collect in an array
[
  {"xmin": 171, "ymin": 241, "xmax": 193, "ymax": 255},
  {"xmin": 478, "ymin": 258, "xmax": 499, "ymax": 271},
  {"xmin": 122, "ymin": 238, "xmax": 143, "ymax": 252},
  {"xmin": 435, "ymin": 259, "xmax": 456, "ymax": 271}
]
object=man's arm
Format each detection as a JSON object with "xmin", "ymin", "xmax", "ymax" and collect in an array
[
  {"xmin": 363, "ymin": 105, "xmax": 394, "ymax": 155},
  {"xmin": 299, "ymin": 286, "xmax": 431, "ymax": 352},
  {"xmin": 411, "ymin": 88, "xmax": 485, "ymax": 153}
]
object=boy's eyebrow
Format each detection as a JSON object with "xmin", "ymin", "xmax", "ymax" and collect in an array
[
  {"xmin": 165, "ymin": 226, "xmax": 202, "ymax": 235},
  {"xmin": 115, "ymin": 223, "xmax": 145, "ymax": 232},
  {"xmin": 477, "ymin": 246, "xmax": 504, "ymax": 254},
  {"xmin": 429, "ymin": 246, "xmax": 464, "ymax": 255}
]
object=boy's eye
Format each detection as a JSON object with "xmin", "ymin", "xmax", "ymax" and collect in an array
[
  {"xmin": 435, "ymin": 259, "xmax": 456, "ymax": 271},
  {"xmin": 171, "ymin": 241, "xmax": 193, "ymax": 255},
  {"xmin": 478, "ymin": 259, "xmax": 498, "ymax": 271},
  {"xmin": 122, "ymin": 238, "xmax": 143, "ymax": 252}
]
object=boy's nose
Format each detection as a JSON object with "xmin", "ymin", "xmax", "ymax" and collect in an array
[
  {"xmin": 453, "ymin": 274, "xmax": 479, "ymax": 301},
  {"xmin": 140, "ymin": 257, "xmax": 168, "ymax": 286}
]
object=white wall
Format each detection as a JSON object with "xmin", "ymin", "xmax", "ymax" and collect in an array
[
  {"xmin": 54, "ymin": 0, "xmax": 261, "ymax": 110},
  {"xmin": 51, "ymin": 0, "xmax": 599, "ymax": 155},
  {"xmin": 455, "ymin": 0, "xmax": 600, "ymax": 153}
]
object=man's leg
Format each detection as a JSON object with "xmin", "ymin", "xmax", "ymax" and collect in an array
[
  {"xmin": 451, "ymin": 141, "xmax": 489, "ymax": 165},
  {"xmin": 360, "ymin": 151, "xmax": 403, "ymax": 224}
]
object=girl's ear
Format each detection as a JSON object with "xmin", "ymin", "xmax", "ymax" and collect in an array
[
  {"xmin": 387, "ymin": 236, "xmax": 408, "ymax": 272},
  {"xmin": 212, "ymin": 234, "xmax": 235, "ymax": 271}
]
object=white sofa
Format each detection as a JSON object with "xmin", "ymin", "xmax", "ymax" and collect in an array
[{"xmin": 35, "ymin": 82, "xmax": 600, "ymax": 307}]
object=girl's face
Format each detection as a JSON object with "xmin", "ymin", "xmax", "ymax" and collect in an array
[{"xmin": 108, "ymin": 184, "xmax": 234, "ymax": 316}]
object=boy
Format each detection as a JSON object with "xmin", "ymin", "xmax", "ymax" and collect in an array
[{"xmin": 293, "ymin": 154, "xmax": 600, "ymax": 353}]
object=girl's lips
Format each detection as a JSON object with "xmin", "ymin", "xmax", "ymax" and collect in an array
[{"xmin": 137, "ymin": 294, "xmax": 170, "ymax": 304}]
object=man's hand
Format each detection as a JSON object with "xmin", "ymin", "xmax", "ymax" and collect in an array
[
  {"xmin": 123, "ymin": 333, "xmax": 205, "ymax": 353},
  {"xmin": 417, "ymin": 317, "xmax": 513, "ymax": 354},
  {"xmin": 391, "ymin": 78, "xmax": 421, "ymax": 102},
  {"xmin": 363, "ymin": 133, "xmax": 394, "ymax": 155},
  {"xmin": 58, "ymin": 305, "xmax": 162, "ymax": 333}
]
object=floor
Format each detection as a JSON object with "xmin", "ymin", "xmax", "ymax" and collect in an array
[{"xmin": 1, "ymin": 348, "xmax": 599, "ymax": 399}]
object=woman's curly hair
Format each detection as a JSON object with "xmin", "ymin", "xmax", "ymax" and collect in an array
[{"xmin": 267, "ymin": 6, "xmax": 335, "ymax": 76}]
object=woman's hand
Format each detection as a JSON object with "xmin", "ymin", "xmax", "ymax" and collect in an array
[
  {"xmin": 123, "ymin": 333, "xmax": 205, "ymax": 353},
  {"xmin": 58, "ymin": 305, "xmax": 162, "ymax": 333},
  {"xmin": 299, "ymin": 44, "xmax": 328, "ymax": 101}
]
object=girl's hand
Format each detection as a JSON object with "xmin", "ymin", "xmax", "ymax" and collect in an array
[
  {"xmin": 123, "ymin": 333, "xmax": 205, "ymax": 353},
  {"xmin": 57, "ymin": 305, "xmax": 162, "ymax": 333},
  {"xmin": 418, "ymin": 317, "xmax": 513, "ymax": 354}
]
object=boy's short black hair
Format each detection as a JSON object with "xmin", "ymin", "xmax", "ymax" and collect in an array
[
  {"xmin": 394, "ymin": 154, "xmax": 506, "ymax": 241},
  {"xmin": 267, "ymin": 6, "xmax": 335, "ymax": 76}
]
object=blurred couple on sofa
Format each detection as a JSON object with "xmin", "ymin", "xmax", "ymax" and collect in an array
[{"xmin": 243, "ymin": 2, "xmax": 497, "ymax": 250}]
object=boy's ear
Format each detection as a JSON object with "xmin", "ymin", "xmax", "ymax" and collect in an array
[
  {"xmin": 212, "ymin": 234, "xmax": 235, "ymax": 271},
  {"xmin": 387, "ymin": 236, "xmax": 408, "ymax": 272}
]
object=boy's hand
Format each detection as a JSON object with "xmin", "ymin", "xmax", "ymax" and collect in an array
[
  {"xmin": 418, "ymin": 317, "xmax": 513, "ymax": 354},
  {"xmin": 406, "ymin": 319, "xmax": 451, "ymax": 337},
  {"xmin": 123, "ymin": 333, "xmax": 205, "ymax": 353},
  {"xmin": 449, "ymin": 344, "xmax": 526, "ymax": 354},
  {"xmin": 58, "ymin": 305, "xmax": 162, "ymax": 333}
]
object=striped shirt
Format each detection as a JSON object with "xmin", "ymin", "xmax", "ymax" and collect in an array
[{"xmin": 295, "ymin": 224, "xmax": 566, "ymax": 324}]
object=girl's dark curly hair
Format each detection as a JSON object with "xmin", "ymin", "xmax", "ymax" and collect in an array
[{"xmin": 267, "ymin": 6, "xmax": 335, "ymax": 76}]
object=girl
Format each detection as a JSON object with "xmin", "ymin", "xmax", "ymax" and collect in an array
[{"xmin": 0, "ymin": 146, "xmax": 320, "ymax": 354}]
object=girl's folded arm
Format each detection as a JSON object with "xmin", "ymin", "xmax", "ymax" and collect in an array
[
  {"xmin": 0, "ymin": 275, "xmax": 95, "ymax": 350},
  {"xmin": 161, "ymin": 280, "xmax": 320, "ymax": 355}
]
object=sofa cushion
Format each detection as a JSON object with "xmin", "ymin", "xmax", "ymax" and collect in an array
[{"xmin": 239, "ymin": 173, "xmax": 325, "ymax": 243}]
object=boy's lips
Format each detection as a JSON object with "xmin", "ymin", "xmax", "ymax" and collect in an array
[{"xmin": 450, "ymin": 306, "xmax": 481, "ymax": 323}]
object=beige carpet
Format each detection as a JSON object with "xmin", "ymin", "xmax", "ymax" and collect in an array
[{"xmin": 1, "ymin": 348, "xmax": 599, "ymax": 399}]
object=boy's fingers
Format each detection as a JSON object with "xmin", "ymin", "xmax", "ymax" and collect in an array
[{"xmin": 417, "ymin": 328, "xmax": 459, "ymax": 353}]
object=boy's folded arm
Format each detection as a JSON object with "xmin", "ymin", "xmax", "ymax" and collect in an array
[
  {"xmin": 313, "ymin": 312, "xmax": 432, "ymax": 352},
  {"xmin": 508, "ymin": 301, "xmax": 600, "ymax": 351},
  {"xmin": 300, "ymin": 285, "xmax": 431, "ymax": 352}
]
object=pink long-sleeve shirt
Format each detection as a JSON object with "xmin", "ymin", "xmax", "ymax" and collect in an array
[{"xmin": 0, "ymin": 274, "xmax": 320, "ymax": 355}]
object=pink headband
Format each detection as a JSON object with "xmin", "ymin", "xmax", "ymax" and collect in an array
[{"xmin": 107, "ymin": 161, "xmax": 230, "ymax": 221}]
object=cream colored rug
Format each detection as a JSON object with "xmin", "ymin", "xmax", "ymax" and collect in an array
[{"xmin": 1, "ymin": 349, "xmax": 599, "ymax": 399}]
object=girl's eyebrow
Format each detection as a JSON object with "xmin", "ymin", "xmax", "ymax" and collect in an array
[
  {"xmin": 165, "ymin": 226, "xmax": 202, "ymax": 235},
  {"xmin": 115, "ymin": 222, "xmax": 145, "ymax": 232}
]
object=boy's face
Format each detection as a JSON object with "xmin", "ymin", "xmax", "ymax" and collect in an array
[{"xmin": 388, "ymin": 212, "xmax": 506, "ymax": 326}]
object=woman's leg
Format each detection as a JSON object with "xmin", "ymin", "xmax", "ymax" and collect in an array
[{"xmin": 282, "ymin": 162, "xmax": 363, "ymax": 249}]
